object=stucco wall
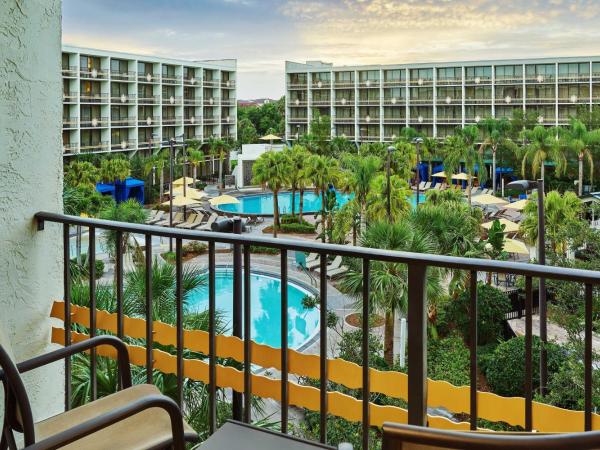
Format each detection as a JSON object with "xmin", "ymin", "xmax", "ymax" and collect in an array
[{"xmin": 0, "ymin": 0, "xmax": 64, "ymax": 422}]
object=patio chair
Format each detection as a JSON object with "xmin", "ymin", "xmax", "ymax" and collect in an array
[
  {"xmin": 0, "ymin": 334, "xmax": 198, "ymax": 450},
  {"xmin": 381, "ymin": 422, "xmax": 600, "ymax": 450},
  {"xmin": 314, "ymin": 255, "xmax": 346, "ymax": 278},
  {"xmin": 155, "ymin": 212, "xmax": 184, "ymax": 227},
  {"xmin": 196, "ymin": 213, "xmax": 218, "ymax": 231},
  {"xmin": 146, "ymin": 210, "xmax": 163, "ymax": 225},
  {"xmin": 422, "ymin": 181, "xmax": 431, "ymax": 191},
  {"xmin": 176, "ymin": 213, "xmax": 202, "ymax": 229}
]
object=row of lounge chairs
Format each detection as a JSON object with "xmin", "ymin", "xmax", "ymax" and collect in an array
[
  {"xmin": 412, "ymin": 181, "xmax": 495, "ymax": 195},
  {"xmin": 146, "ymin": 209, "xmax": 218, "ymax": 231},
  {"xmin": 302, "ymin": 253, "xmax": 348, "ymax": 279}
]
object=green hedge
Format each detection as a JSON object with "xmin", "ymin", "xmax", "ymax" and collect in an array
[{"xmin": 250, "ymin": 245, "xmax": 280, "ymax": 255}]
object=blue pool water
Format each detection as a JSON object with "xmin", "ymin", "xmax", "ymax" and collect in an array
[
  {"xmin": 216, "ymin": 191, "xmax": 426, "ymax": 215},
  {"xmin": 187, "ymin": 269, "xmax": 319, "ymax": 349}
]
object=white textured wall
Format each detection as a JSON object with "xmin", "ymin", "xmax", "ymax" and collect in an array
[{"xmin": 0, "ymin": 0, "xmax": 64, "ymax": 422}]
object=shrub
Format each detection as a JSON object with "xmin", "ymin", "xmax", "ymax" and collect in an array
[
  {"xmin": 70, "ymin": 255, "xmax": 104, "ymax": 278},
  {"xmin": 281, "ymin": 214, "xmax": 311, "ymax": 226},
  {"xmin": 249, "ymin": 245, "xmax": 280, "ymax": 255},
  {"xmin": 183, "ymin": 241, "xmax": 208, "ymax": 255},
  {"xmin": 427, "ymin": 335, "xmax": 470, "ymax": 386},
  {"xmin": 443, "ymin": 282, "xmax": 511, "ymax": 345},
  {"xmin": 485, "ymin": 336, "xmax": 565, "ymax": 397},
  {"xmin": 263, "ymin": 222, "xmax": 315, "ymax": 234}
]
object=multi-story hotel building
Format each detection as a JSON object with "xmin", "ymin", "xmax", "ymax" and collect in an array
[
  {"xmin": 62, "ymin": 46, "xmax": 237, "ymax": 156},
  {"xmin": 285, "ymin": 57, "xmax": 600, "ymax": 142}
]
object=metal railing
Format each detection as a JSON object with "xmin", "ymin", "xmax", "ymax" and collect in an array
[
  {"xmin": 162, "ymin": 116, "xmax": 182, "ymax": 125},
  {"xmin": 110, "ymin": 94, "xmax": 136, "ymax": 104},
  {"xmin": 62, "ymin": 66, "xmax": 78, "ymax": 77},
  {"xmin": 62, "ymin": 143, "xmax": 79, "ymax": 154},
  {"xmin": 183, "ymin": 98, "xmax": 202, "ymax": 105},
  {"xmin": 80, "ymin": 68, "xmax": 108, "ymax": 79},
  {"xmin": 80, "ymin": 117, "xmax": 109, "ymax": 128},
  {"xmin": 138, "ymin": 73, "xmax": 160, "ymax": 83},
  {"xmin": 162, "ymin": 96, "xmax": 183, "ymax": 105},
  {"xmin": 162, "ymin": 75, "xmax": 182, "ymax": 85},
  {"xmin": 62, "ymin": 92, "xmax": 78, "ymax": 102},
  {"xmin": 110, "ymin": 70, "xmax": 137, "ymax": 81},
  {"xmin": 80, "ymin": 94, "xmax": 109, "ymax": 104},
  {"xmin": 221, "ymin": 80, "xmax": 235, "ymax": 88},
  {"xmin": 138, "ymin": 116, "xmax": 160, "ymax": 126},
  {"xmin": 221, "ymin": 99, "xmax": 236, "ymax": 106},
  {"xmin": 110, "ymin": 117, "xmax": 137, "ymax": 126},
  {"xmin": 203, "ymin": 80, "xmax": 220, "ymax": 88},
  {"xmin": 62, "ymin": 117, "xmax": 78, "ymax": 128},
  {"xmin": 110, "ymin": 139, "xmax": 137, "ymax": 151},
  {"xmin": 78, "ymin": 141, "xmax": 109, "ymax": 153},
  {"xmin": 34, "ymin": 212, "xmax": 600, "ymax": 448},
  {"xmin": 138, "ymin": 95, "xmax": 160, "ymax": 105}
]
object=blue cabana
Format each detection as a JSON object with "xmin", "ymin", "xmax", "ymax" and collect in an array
[
  {"xmin": 115, "ymin": 178, "xmax": 145, "ymax": 204},
  {"xmin": 95, "ymin": 183, "xmax": 116, "ymax": 199}
]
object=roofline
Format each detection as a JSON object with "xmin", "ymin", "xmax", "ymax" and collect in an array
[
  {"xmin": 285, "ymin": 55, "xmax": 600, "ymax": 72},
  {"xmin": 62, "ymin": 44, "xmax": 236, "ymax": 70}
]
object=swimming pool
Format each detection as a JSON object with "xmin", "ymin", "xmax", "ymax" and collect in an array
[
  {"xmin": 216, "ymin": 191, "xmax": 425, "ymax": 216},
  {"xmin": 187, "ymin": 268, "xmax": 320, "ymax": 350}
]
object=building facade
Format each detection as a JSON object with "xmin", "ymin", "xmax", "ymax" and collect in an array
[
  {"xmin": 62, "ymin": 46, "xmax": 237, "ymax": 156},
  {"xmin": 285, "ymin": 57, "xmax": 600, "ymax": 142}
]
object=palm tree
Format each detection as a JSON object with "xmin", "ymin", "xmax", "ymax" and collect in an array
[
  {"xmin": 98, "ymin": 199, "xmax": 148, "ymax": 260},
  {"xmin": 342, "ymin": 154, "xmax": 381, "ymax": 228},
  {"xmin": 143, "ymin": 150, "xmax": 168, "ymax": 202},
  {"xmin": 443, "ymin": 126, "xmax": 486, "ymax": 205},
  {"xmin": 520, "ymin": 190, "xmax": 583, "ymax": 257},
  {"xmin": 339, "ymin": 221, "xmax": 442, "ymax": 365},
  {"xmin": 329, "ymin": 136, "xmax": 355, "ymax": 157},
  {"xmin": 64, "ymin": 161, "xmax": 100, "ymax": 189},
  {"xmin": 366, "ymin": 174, "xmax": 412, "ymax": 223},
  {"xmin": 520, "ymin": 125, "xmax": 567, "ymax": 182},
  {"xmin": 284, "ymin": 145, "xmax": 311, "ymax": 219},
  {"xmin": 252, "ymin": 151, "xmax": 288, "ymax": 237},
  {"xmin": 187, "ymin": 148, "xmax": 205, "ymax": 187},
  {"xmin": 100, "ymin": 158, "xmax": 131, "ymax": 184},
  {"xmin": 332, "ymin": 200, "xmax": 361, "ymax": 245},
  {"xmin": 420, "ymin": 137, "xmax": 441, "ymax": 180},
  {"xmin": 303, "ymin": 154, "xmax": 340, "ymax": 242},
  {"xmin": 565, "ymin": 119, "xmax": 600, "ymax": 195},
  {"xmin": 478, "ymin": 117, "xmax": 511, "ymax": 194},
  {"xmin": 207, "ymin": 137, "xmax": 229, "ymax": 190}
]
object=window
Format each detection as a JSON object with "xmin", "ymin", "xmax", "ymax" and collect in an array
[
  {"xmin": 63, "ymin": 79, "xmax": 70, "ymax": 95},
  {"xmin": 62, "ymin": 54, "xmax": 70, "ymax": 70},
  {"xmin": 111, "ymin": 83, "xmax": 128, "ymax": 96},
  {"xmin": 138, "ymin": 106, "xmax": 153, "ymax": 118},
  {"xmin": 525, "ymin": 64, "xmax": 555, "ymax": 80},
  {"xmin": 184, "ymin": 87, "xmax": 195, "ymax": 99},
  {"xmin": 111, "ymin": 128, "xmax": 128, "ymax": 142},
  {"xmin": 313, "ymin": 72, "xmax": 331, "ymax": 83},
  {"xmin": 359, "ymin": 89, "xmax": 379, "ymax": 101},
  {"xmin": 335, "ymin": 89, "xmax": 354, "ymax": 101},
  {"xmin": 162, "ymin": 106, "xmax": 176, "ymax": 119},
  {"xmin": 80, "ymin": 81, "xmax": 101, "ymax": 96},
  {"xmin": 526, "ymin": 85, "xmax": 555, "ymax": 99},
  {"xmin": 138, "ymin": 85, "xmax": 153, "ymax": 98},
  {"xmin": 495, "ymin": 65, "xmax": 523, "ymax": 79},
  {"xmin": 437, "ymin": 106, "xmax": 461, "ymax": 118},
  {"xmin": 80, "ymin": 55, "xmax": 101, "ymax": 71},
  {"xmin": 410, "ymin": 106, "xmax": 433, "ymax": 118},
  {"xmin": 384, "ymin": 87, "xmax": 405, "ymax": 100},
  {"xmin": 558, "ymin": 63, "xmax": 589, "ymax": 78},
  {"xmin": 465, "ymin": 86, "xmax": 491, "ymax": 100},
  {"xmin": 384, "ymin": 69, "xmax": 405, "ymax": 82},
  {"xmin": 437, "ymin": 86, "xmax": 462, "ymax": 99},
  {"xmin": 359, "ymin": 70, "xmax": 379, "ymax": 82},
  {"xmin": 81, "ymin": 130, "xmax": 101, "ymax": 146},
  {"xmin": 384, "ymin": 106, "xmax": 405, "ymax": 118},
  {"xmin": 162, "ymin": 65, "xmax": 175, "ymax": 78},
  {"xmin": 184, "ymin": 67, "xmax": 195, "ymax": 80},
  {"xmin": 162, "ymin": 86, "xmax": 176, "ymax": 98},
  {"xmin": 335, "ymin": 71, "xmax": 354, "ymax": 82},
  {"xmin": 558, "ymin": 84, "xmax": 588, "ymax": 99},
  {"xmin": 289, "ymin": 73, "xmax": 307, "ymax": 84},
  {"xmin": 410, "ymin": 68, "xmax": 433, "ymax": 81},
  {"xmin": 312, "ymin": 90, "xmax": 330, "ymax": 101},
  {"xmin": 465, "ymin": 66, "xmax": 492, "ymax": 80},
  {"xmin": 437, "ymin": 67, "xmax": 460, "ymax": 80},
  {"xmin": 495, "ymin": 85, "xmax": 523, "ymax": 100},
  {"xmin": 138, "ymin": 62, "xmax": 152, "ymax": 76},
  {"xmin": 335, "ymin": 107, "xmax": 353, "ymax": 118},
  {"xmin": 410, "ymin": 87, "xmax": 433, "ymax": 100},
  {"xmin": 111, "ymin": 106, "xmax": 128, "ymax": 120},
  {"xmin": 111, "ymin": 59, "xmax": 127, "ymax": 74}
]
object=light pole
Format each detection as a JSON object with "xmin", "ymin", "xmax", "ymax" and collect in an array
[
  {"xmin": 413, "ymin": 137, "xmax": 423, "ymax": 207},
  {"xmin": 168, "ymin": 137, "xmax": 176, "ymax": 252},
  {"xmin": 506, "ymin": 178, "xmax": 547, "ymax": 395},
  {"xmin": 387, "ymin": 145, "xmax": 395, "ymax": 220}
]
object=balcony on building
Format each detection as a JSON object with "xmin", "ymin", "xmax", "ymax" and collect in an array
[
  {"xmin": 464, "ymin": 66, "xmax": 492, "ymax": 85},
  {"xmin": 358, "ymin": 70, "xmax": 380, "ymax": 88},
  {"xmin": 333, "ymin": 70, "xmax": 354, "ymax": 88}
]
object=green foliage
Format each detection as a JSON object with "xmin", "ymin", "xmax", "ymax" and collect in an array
[
  {"xmin": 63, "ymin": 185, "xmax": 114, "ymax": 216},
  {"xmin": 427, "ymin": 334, "xmax": 470, "ymax": 386},
  {"xmin": 249, "ymin": 245, "xmax": 280, "ymax": 254},
  {"xmin": 237, "ymin": 117, "xmax": 259, "ymax": 144},
  {"xmin": 98, "ymin": 199, "xmax": 147, "ymax": 258},
  {"xmin": 99, "ymin": 157, "xmax": 131, "ymax": 183},
  {"xmin": 64, "ymin": 161, "xmax": 100, "ymax": 189},
  {"xmin": 441, "ymin": 283, "xmax": 511, "ymax": 345},
  {"xmin": 70, "ymin": 255, "xmax": 105, "ymax": 279},
  {"xmin": 280, "ymin": 222, "xmax": 315, "ymax": 233},
  {"xmin": 484, "ymin": 219, "xmax": 507, "ymax": 261},
  {"xmin": 484, "ymin": 336, "xmax": 564, "ymax": 397},
  {"xmin": 237, "ymin": 97, "xmax": 285, "ymax": 137}
]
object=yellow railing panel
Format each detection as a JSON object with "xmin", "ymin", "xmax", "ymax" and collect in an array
[{"xmin": 50, "ymin": 302, "xmax": 600, "ymax": 432}]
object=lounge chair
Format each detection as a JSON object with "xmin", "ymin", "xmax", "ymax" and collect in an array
[
  {"xmin": 314, "ymin": 255, "xmax": 348, "ymax": 278},
  {"xmin": 306, "ymin": 252, "xmax": 319, "ymax": 263},
  {"xmin": 146, "ymin": 210, "xmax": 163, "ymax": 224},
  {"xmin": 176, "ymin": 213, "xmax": 204, "ymax": 229},
  {"xmin": 306, "ymin": 254, "xmax": 323, "ymax": 270},
  {"xmin": 327, "ymin": 265, "xmax": 348, "ymax": 279},
  {"xmin": 195, "ymin": 213, "xmax": 218, "ymax": 231},
  {"xmin": 421, "ymin": 181, "xmax": 431, "ymax": 191},
  {"xmin": 155, "ymin": 212, "xmax": 184, "ymax": 227},
  {"xmin": 0, "ymin": 334, "xmax": 198, "ymax": 449}
]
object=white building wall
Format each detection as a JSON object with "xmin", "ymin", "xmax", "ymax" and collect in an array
[{"xmin": 0, "ymin": 0, "xmax": 64, "ymax": 422}]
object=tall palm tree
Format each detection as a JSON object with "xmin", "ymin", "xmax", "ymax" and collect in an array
[
  {"xmin": 478, "ymin": 117, "xmax": 511, "ymax": 194},
  {"xmin": 342, "ymin": 154, "xmax": 381, "ymax": 228},
  {"xmin": 366, "ymin": 174, "xmax": 412, "ymax": 223},
  {"xmin": 329, "ymin": 135, "xmax": 355, "ymax": 157},
  {"xmin": 339, "ymin": 221, "xmax": 442, "ymax": 365},
  {"xmin": 303, "ymin": 154, "xmax": 340, "ymax": 242},
  {"xmin": 187, "ymin": 148, "xmax": 205, "ymax": 187},
  {"xmin": 207, "ymin": 137, "xmax": 229, "ymax": 190},
  {"xmin": 420, "ymin": 137, "xmax": 440, "ymax": 180},
  {"xmin": 64, "ymin": 161, "xmax": 100, "ymax": 189},
  {"xmin": 98, "ymin": 199, "xmax": 148, "ymax": 260},
  {"xmin": 443, "ymin": 126, "xmax": 486, "ymax": 205},
  {"xmin": 520, "ymin": 125, "xmax": 567, "ymax": 182},
  {"xmin": 565, "ymin": 119, "xmax": 600, "ymax": 195},
  {"xmin": 284, "ymin": 145, "xmax": 311, "ymax": 219},
  {"xmin": 143, "ymin": 150, "xmax": 168, "ymax": 202},
  {"xmin": 252, "ymin": 151, "xmax": 288, "ymax": 237},
  {"xmin": 100, "ymin": 158, "xmax": 131, "ymax": 184}
]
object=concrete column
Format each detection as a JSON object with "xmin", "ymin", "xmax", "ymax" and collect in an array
[{"xmin": 0, "ymin": 0, "xmax": 64, "ymax": 421}]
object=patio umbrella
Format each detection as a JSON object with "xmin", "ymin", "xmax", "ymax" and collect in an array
[
  {"xmin": 481, "ymin": 218, "xmax": 520, "ymax": 233},
  {"xmin": 209, "ymin": 194, "xmax": 240, "ymax": 206},
  {"xmin": 432, "ymin": 171, "xmax": 446, "ymax": 178},
  {"xmin": 506, "ymin": 199, "xmax": 529, "ymax": 211},
  {"xmin": 472, "ymin": 194, "xmax": 509, "ymax": 206},
  {"xmin": 172, "ymin": 176, "xmax": 195, "ymax": 186},
  {"xmin": 167, "ymin": 187, "xmax": 207, "ymax": 200},
  {"xmin": 259, "ymin": 134, "xmax": 282, "ymax": 142},
  {"xmin": 451, "ymin": 173, "xmax": 475, "ymax": 181},
  {"xmin": 162, "ymin": 195, "xmax": 200, "ymax": 207},
  {"xmin": 503, "ymin": 238, "xmax": 529, "ymax": 254}
]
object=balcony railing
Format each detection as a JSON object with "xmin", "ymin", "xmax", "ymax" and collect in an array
[
  {"xmin": 359, "ymin": 134, "xmax": 381, "ymax": 141},
  {"xmin": 35, "ymin": 201, "xmax": 600, "ymax": 450},
  {"xmin": 138, "ymin": 73, "xmax": 160, "ymax": 83},
  {"xmin": 63, "ymin": 92, "xmax": 78, "ymax": 103},
  {"xmin": 220, "ymin": 117, "xmax": 235, "ymax": 124},
  {"xmin": 333, "ymin": 117, "xmax": 355, "ymax": 123},
  {"xmin": 203, "ymin": 117, "xmax": 220, "ymax": 125},
  {"xmin": 62, "ymin": 66, "xmax": 78, "ymax": 77},
  {"xmin": 558, "ymin": 97, "xmax": 590, "ymax": 104},
  {"xmin": 464, "ymin": 76, "xmax": 492, "ymax": 84},
  {"xmin": 289, "ymin": 100, "xmax": 308, "ymax": 107},
  {"xmin": 524, "ymin": 97, "xmax": 556, "ymax": 104},
  {"xmin": 110, "ymin": 94, "xmax": 136, "ymax": 104},
  {"xmin": 437, "ymin": 116, "xmax": 463, "ymax": 123},
  {"xmin": 312, "ymin": 81, "xmax": 331, "ymax": 89},
  {"xmin": 183, "ymin": 77, "xmax": 199, "ymax": 86},
  {"xmin": 311, "ymin": 99, "xmax": 331, "ymax": 106},
  {"xmin": 383, "ymin": 98, "xmax": 406, "ymax": 105},
  {"xmin": 436, "ymin": 97, "xmax": 461, "ymax": 105},
  {"xmin": 383, "ymin": 79, "xmax": 405, "ymax": 87},
  {"xmin": 358, "ymin": 80, "xmax": 380, "ymax": 88},
  {"xmin": 288, "ymin": 117, "xmax": 308, "ymax": 123},
  {"xmin": 288, "ymin": 82, "xmax": 308, "ymax": 89},
  {"xmin": 203, "ymin": 98, "xmax": 220, "ymax": 106},
  {"xmin": 495, "ymin": 75, "xmax": 524, "ymax": 84},
  {"xmin": 110, "ymin": 139, "xmax": 137, "ymax": 151},
  {"xmin": 382, "ymin": 117, "xmax": 406, "ymax": 124},
  {"xmin": 162, "ymin": 116, "xmax": 182, "ymax": 125},
  {"xmin": 138, "ymin": 116, "xmax": 160, "ymax": 126},
  {"xmin": 183, "ymin": 117, "xmax": 199, "ymax": 125},
  {"xmin": 111, "ymin": 117, "xmax": 137, "ymax": 127},
  {"xmin": 162, "ymin": 96, "xmax": 183, "ymax": 105},
  {"xmin": 138, "ymin": 95, "xmax": 160, "ymax": 105},
  {"xmin": 557, "ymin": 74, "xmax": 590, "ymax": 82},
  {"xmin": 111, "ymin": 70, "xmax": 137, "ymax": 81},
  {"xmin": 80, "ymin": 94, "xmax": 109, "ymax": 104},
  {"xmin": 203, "ymin": 80, "xmax": 220, "ymax": 88},
  {"xmin": 409, "ymin": 98, "xmax": 434, "ymax": 105},
  {"xmin": 333, "ymin": 81, "xmax": 355, "ymax": 88},
  {"xmin": 436, "ymin": 77, "xmax": 462, "ymax": 85},
  {"xmin": 409, "ymin": 78, "xmax": 434, "ymax": 86},
  {"xmin": 464, "ymin": 98, "xmax": 492, "ymax": 104},
  {"xmin": 62, "ymin": 117, "xmax": 78, "ymax": 128},
  {"xmin": 525, "ymin": 75, "xmax": 556, "ymax": 83},
  {"xmin": 221, "ymin": 80, "xmax": 236, "ymax": 88},
  {"xmin": 358, "ymin": 116, "xmax": 380, "ymax": 123},
  {"xmin": 62, "ymin": 142, "xmax": 79, "ymax": 154},
  {"xmin": 221, "ymin": 99, "xmax": 236, "ymax": 106},
  {"xmin": 80, "ymin": 117, "xmax": 109, "ymax": 128},
  {"xmin": 183, "ymin": 98, "xmax": 202, "ymax": 106},
  {"xmin": 358, "ymin": 99, "xmax": 380, "ymax": 106},
  {"xmin": 162, "ymin": 75, "xmax": 182, "ymax": 85},
  {"xmin": 80, "ymin": 68, "xmax": 108, "ymax": 80},
  {"xmin": 409, "ymin": 116, "xmax": 434, "ymax": 124},
  {"xmin": 334, "ymin": 98, "xmax": 354, "ymax": 106},
  {"xmin": 78, "ymin": 141, "xmax": 109, "ymax": 153}
]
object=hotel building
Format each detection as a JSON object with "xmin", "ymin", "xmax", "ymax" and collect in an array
[
  {"xmin": 62, "ymin": 46, "xmax": 237, "ymax": 156},
  {"xmin": 285, "ymin": 57, "xmax": 600, "ymax": 142}
]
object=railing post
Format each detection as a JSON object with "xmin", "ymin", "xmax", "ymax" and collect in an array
[
  {"xmin": 407, "ymin": 263, "xmax": 428, "ymax": 426},
  {"xmin": 232, "ymin": 217, "xmax": 243, "ymax": 421}
]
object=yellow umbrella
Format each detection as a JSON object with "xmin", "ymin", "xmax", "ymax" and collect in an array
[
  {"xmin": 472, "ymin": 194, "xmax": 509, "ymax": 205},
  {"xmin": 167, "ymin": 187, "xmax": 207, "ymax": 200},
  {"xmin": 172, "ymin": 176, "xmax": 195, "ymax": 186},
  {"xmin": 432, "ymin": 171, "xmax": 446, "ymax": 178},
  {"xmin": 162, "ymin": 196, "xmax": 200, "ymax": 207},
  {"xmin": 481, "ymin": 218, "xmax": 520, "ymax": 233},
  {"xmin": 503, "ymin": 238, "xmax": 529, "ymax": 254},
  {"xmin": 259, "ymin": 134, "xmax": 282, "ymax": 141},
  {"xmin": 506, "ymin": 199, "xmax": 529, "ymax": 211},
  {"xmin": 209, "ymin": 194, "xmax": 240, "ymax": 206},
  {"xmin": 451, "ymin": 173, "xmax": 476, "ymax": 181}
]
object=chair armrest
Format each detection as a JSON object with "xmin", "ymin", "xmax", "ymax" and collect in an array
[
  {"xmin": 24, "ymin": 395, "xmax": 187, "ymax": 450},
  {"xmin": 16, "ymin": 335, "xmax": 132, "ymax": 388}
]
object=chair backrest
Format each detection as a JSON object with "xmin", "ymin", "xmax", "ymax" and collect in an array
[
  {"xmin": 295, "ymin": 251, "xmax": 307, "ymax": 268},
  {"xmin": 329, "ymin": 255, "xmax": 342, "ymax": 269},
  {"xmin": 382, "ymin": 423, "xmax": 600, "ymax": 450},
  {"xmin": 0, "ymin": 329, "xmax": 36, "ymax": 445}
]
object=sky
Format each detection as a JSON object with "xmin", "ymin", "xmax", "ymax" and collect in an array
[{"xmin": 62, "ymin": 0, "xmax": 600, "ymax": 99}]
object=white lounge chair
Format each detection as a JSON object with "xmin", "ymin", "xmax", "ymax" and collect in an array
[
  {"xmin": 176, "ymin": 214, "xmax": 203, "ymax": 229},
  {"xmin": 314, "ymin": 255, "xmax": 348, "ymax": 279},
  {"xmin": 196, "ymin": 213, "xmax": 218, "ymax": 231},
  {"xmin": 155, "ymin": 212, "xmax": 184, "ymax": 227}
]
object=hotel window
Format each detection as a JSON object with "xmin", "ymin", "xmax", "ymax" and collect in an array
[
  {"xmin": 410, "ymin": 68, "xmax": 433, "ymax": 81},
  {"xmin": 80, "ymin": 55, "xmax": 101, "ymax": 71},
  {"xmin": 138, "ymin": 62, "xmax": 152, "ymax": 76},
  {"xmin": 359, "ymin": 89, "xmax": 379, "ymax": 101},
  {"xmin": 384, "ymin": 69, "xmax": 405, "ymax": 82},
  {"xmin": 495, "ymin": 106, "xmax": 521, "ymax": 119},
  {"xmin": 593, "ymin": 63, "xmax": 600, "ymax": 77},
  {"xmin": 80, "ymin": 81, "xmax": 101, "ymax": 96},
  {"xmin": 558, "ymin": 63, "xmax": 589, "ymax": 78},
  {"xmin": 410, "ymin": 106, "xmax": 433, "ymax": 118},
  {"xmin": 335, "ymin": 89, "xmax": 354, "ymax": 101},
  {"xmin": 495, "ymin": 65, "xmax": 523, "ymax": 80},
  {"xmin": 162, "ymin": 65, "xmax": 176, "ymax": 79},
  {"xmin": 384, "ymin": 87, "xmax": 405, "ymax": 100},
  {"xmin": 335, "ymin": 71, "xmax": 354, "ymax": 83},
  {"xmin": 163, "ymin": 86, "xmax": 176, "ymax": 98},
  {"xmin": 138, "ymin": 84, "xmax": 153, "ymax": 98},
  {"xmin": 111, "ymin": 128, "xmax": 128, "ymax": 143},
  {"xmin": 465, "ymin": 105, "xmax": 491, "ymax": 118},
  {"xmin": 111, "ymin": 83, "xmax": 128, "ymax": 96},
  {"xmin": 410, "ymin": 87, "xmax": 433, "ymax": 100},
  {"xmin": 335, "ymin": 125, "xmax": 354, "ymax": 137},
  {"xmin": 222, "ymin": 71, "xmax": 232, "ymax": 82},
  {"xmin": 526, "ymin": 64, "xmax": 555, "ymax": 80},
  {"xmin": 110, "ymin": 59, "xmax": 128, "ymax": 74},
  {"xmin": 81, "ymin": 130, "xmax": 102, "ymax": 147},
  {"xmin": 184, "ymin": 87, "xmax": 195, "ymax": 99},
  {"xmin": 526, "ymin": 85, "xmax": 555, "ymax": 99},
  {"xmin": 437, "ymin": 67, "xmax": 460, "ymax": 81},
  {"xmin": 558, "ymin": 84, "xmax": 588, "ymax": 99},
  {"xmin": 111, "ymin": 106, "xmax": 128, "ymax": 120},
  {"xmin": 80, "ymin": 106, "xmax": 101, "ymax": 122},
  {"xmin": 289, "ymin": 109, "xmax": 307, "ymax": 119},
  {"xmin": 313, "ymin": 72, "xmax": 330, "ymax": 83},
  {"xmin": 162, "ymin": 106, "xmax": 176, "ymax": 119},
  {"xmin": 62, "ymin": 53, "xmax": 71, "ymax": 70},
  {"xmin": 437, "ymin": 86, "xmax": 462, "ymax": 99},
  {"xmin": 384, "ymin": 106, "xmax": 405, "ymax": 118},
  {"xmin": 437, "ymin": 106, "xmax": 461, "ymax": 119},
  {"xmin": 163, "ymin": 127, "xmax": 176, "ymax": 139},
  {"xmin": 184, "ymin": 107, "xmax": 195, "ymax": 119},
  {"xmin": 359, "ymin": 70, "xmax": 379, "ymax": 82},
  {"xmin": 184, "ymin": 67, "xmax": 195, "ymax": 80},
  {"xmin": 335, "ymin": 107, "xmax": 354, "ymax": 118},
  {"xmin": 465, "ymin": 66, "xmax": 492, "ymax": 81},
  {"xmin": 495, "ymin": 85, "xmax": 523, "ymax": 100},
  {"xmin": 203, "ymin": 107, "xmax": 215, "ymax": 118},
  {"xmin": 312, "ymin": 90, "xmax": 330, "ymax": 101},
  {"xmin": 289, "ymin": 91, "xmax": 307, "ymax": 101},
  {"xmin": 63, "ymin": 79, "xmax": 70, "ymax": 96},
  {"xmin": 289, "ymin": 73, "xmax": 307, "ymax": 84},
  {"xmin": 526, "ymin": 105, "xmax": 555, "ymax": 119},
  {"xmin": 359, "ymin": 106, "xmax": 379, "ymax": 118},
  {"xmin": 138, "ymin": 128, "xmax": 153, "ymax": 144},
  {"xmin": 465, "ymin": 86, "xmax": 491, "ymax": 100},
  {"xmin": 138, "ymin": 106, "xmax": 153, "ymax": 118}
]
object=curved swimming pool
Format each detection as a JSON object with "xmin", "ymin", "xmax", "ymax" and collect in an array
[
  {"xmin": 215, "ymin": 191, "xmax": 426, "ymax": 216},
  {"xmin": 187, "ymin": 268, "xmax": 319, "ymax": 350}
]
